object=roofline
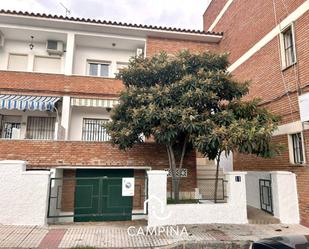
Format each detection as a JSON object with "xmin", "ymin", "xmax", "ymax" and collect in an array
[{"xmin": 0, "ymin": 9, "xmax": 223, "ymax": 39}]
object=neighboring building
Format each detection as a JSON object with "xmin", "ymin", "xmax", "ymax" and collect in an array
[
  {"xmin": 204, "ymin": 0, "xmax": 309, "ymax": 225},
  {"xmin": 0, "ymin": 10, "xmax": 222, "ymax": 222}
]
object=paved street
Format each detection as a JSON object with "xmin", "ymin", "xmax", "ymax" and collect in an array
[{"xmin": 0, "ymin": 221, "xmax": 309, "ymax": 248}]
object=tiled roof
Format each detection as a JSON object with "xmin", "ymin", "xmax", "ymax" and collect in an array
[{"xmin": 0, "ymin": 9, "xmax": 223, "ymax": 36}]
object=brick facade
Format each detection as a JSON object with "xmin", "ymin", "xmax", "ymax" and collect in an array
[
  {"xmin": 203, "ymin": 0, "xmax": 228, "ymax": 31},
  {"xmin": 146, "ymin": 37, "xmax": 218, "ymax": 57},
  {"xmin": 234, "ymin": 130, "xmax": 309, "ymax": 225},
  {"xmin": 0, "ymin": 140, "xmax": 196, "ymax": 191},
  {"xmin": 204, "ymin": 0, "xmax": 306, "ymax": 63},
  {"xmin": 0, "ymin": 70, "xmax": 124, "ymax": 98},
  {"xmin": 204, "ymin": 0, "xmax": 309, "ymax": 225}
]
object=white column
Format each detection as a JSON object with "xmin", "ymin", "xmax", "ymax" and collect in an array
[
  {"xmin": 271, "ymin": 171, "xmax": 300, "ymax": 224},
  {"xmin": 60, "ymin": 96, "xmax": 71, "ymax": 140},
  {"xmin": 225, "ymin": 171, "xmax": 247, "ymax": 223},
  {"xmin": 147, "ymin": 170, "xmax": 168, "ymax": 227},
  {"xmin": 64, "ymin": 32, "xmax": 75, "ymax": 76}
]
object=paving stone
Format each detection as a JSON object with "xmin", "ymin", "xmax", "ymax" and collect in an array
[{"xmin": 0, "ymin": 223, "xmax": 309, "ymax": 248}]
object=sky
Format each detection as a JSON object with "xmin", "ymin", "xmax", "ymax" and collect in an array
[{"xmin": 0, "ymin": 0, "xmax": 211, "ymax": 30}]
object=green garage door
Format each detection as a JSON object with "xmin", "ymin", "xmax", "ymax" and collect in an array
[{"xmin": 74, "ymin": 169, "xmax": 133, "ymax": 222}]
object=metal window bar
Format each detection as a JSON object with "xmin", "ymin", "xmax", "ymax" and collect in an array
[
  {"xmin": 26, "ymin": 116, "xmax": 55, "ymax": 140},
  {"xmin": 292, "ymin": 133, "xmax": 304, "ymax": 164},
  {"xmin": 82, "ymin": 118, "xmax": 110, "ymax": 141}
]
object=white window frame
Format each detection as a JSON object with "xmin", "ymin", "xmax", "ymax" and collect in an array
[
  {"xmin": 280, "ymin": 23, "xmax": 297, "ymax": 70},
  {"xmin": 87, "ymin": 60, "xmax": 111, "ymax": 77},
  {"xmin": 288, "ymin": 132, "xmax": 306, "ymax": 165}
]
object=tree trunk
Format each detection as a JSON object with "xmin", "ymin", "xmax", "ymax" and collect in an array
[
  {"xmin": 166, "ymin": 143, "xmax": 187, "ymax": 204},
  {"xmin": 172, "ymin": 177, "xmax": 180, "ymax": 202},
  {"xmin": 214, "ymin": 152, "xmax": 221, "ymax": 203}
]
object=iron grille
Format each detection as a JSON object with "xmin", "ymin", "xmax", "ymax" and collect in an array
[
  {"xmin": 26, "ymin": 116, "xmax": 56, "ymax": 140},
  {"xmin": 82, "ymin": 118, "xmax": 110, "ymax": 141}
]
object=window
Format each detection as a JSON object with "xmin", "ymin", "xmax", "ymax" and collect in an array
[
  {"xmin": 88, "ymin": 61, "xmax": 110, "ymax": 77},
  {"xmin": 0, "ymin": 115, "xmax": 22, "ymax": 139},
  {"xmin": 290, "ymin": 133, "xmax": 304, "ymax": 164},
  {"xmin": 1, "ymin": 122, "xmax": 21, "ymax": 139},
  {"xmin": 82, "ymin": 118, "xmax": 110, "ymax": 141},
  {"xmin": 26, "ymin": 116, "xmax": 56, "ymax": 140},
  {"xmin": 33, "ymin": 56, "xmax": 61, "ymax": 74},
  {"xmin": 281, "ymin": 25, "xmax": 296, "ymax": 68},
  {"xmin": 7, "ymin": 54, "xmax": 28, "ymax": 71}
]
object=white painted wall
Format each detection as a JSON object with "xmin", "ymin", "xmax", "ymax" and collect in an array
[
  {"xmin": 0, "ymin": 160, "xmax": 50, "ymax": 226},
  {"xmin": 246, "ymin": 171, "xmax": 271, "ymax": 209},
  {"xmin": 0, "ymin": 39, "xmax": 65, "ymax": 73},
  {"xmin": 73, "ymin": 45, "xmax": 135, "ymax": 77},
  {"xmin": 245, "ymin": 171, "xmax": 300, "ymax": 224},
  {"xmin": 271, "ymin": 171, "xmax": 300, "ymax": 224},
  {"xmin": 69, "ymin": 106, "xmax": 111, "ymax": 140},
  {"xmin": 147, "ymin": 171, "xmax": 248, "ymax": 227}
]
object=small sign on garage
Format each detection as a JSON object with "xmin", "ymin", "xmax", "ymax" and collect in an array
[{"xmin": 122, "ymin": 177, "xmax": 135, "ymax": 196}]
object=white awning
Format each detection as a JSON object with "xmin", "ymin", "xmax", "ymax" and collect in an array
[
  {"xmin": 71, "ymin": 98, "xmax": 119, "ymax": 108},
  {"xmin": 0, "ymin": 94, "xmax": 60, "ymax": 111}
]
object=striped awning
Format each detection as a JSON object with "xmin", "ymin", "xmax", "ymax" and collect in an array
[
  {"xmin": 71, "ymin": 98, "xmax": 119, "ymax": 108},
  {"xmin": 0, "ymin": 95, "xmax": 60, "ymax": 111}
]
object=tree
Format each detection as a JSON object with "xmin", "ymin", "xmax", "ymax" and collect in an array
[{"xmin": 105, "ymin": 50, "xmax": 280, "ymax": 203}]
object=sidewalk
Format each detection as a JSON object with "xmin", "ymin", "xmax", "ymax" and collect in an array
[{"xmin": 0, "ymin": 221, "xmax": 308, "ymax": 248}]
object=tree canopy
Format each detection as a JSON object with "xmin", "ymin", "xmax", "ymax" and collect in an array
[{"xmin": 105, "ymin": 50, "xmax": 280, "ymax": 201}]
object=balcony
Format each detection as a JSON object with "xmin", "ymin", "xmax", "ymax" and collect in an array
[{"xmin": 0, "ymin": 70, "xmax": 124, "ymax": 97}]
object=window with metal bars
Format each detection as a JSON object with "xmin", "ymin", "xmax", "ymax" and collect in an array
[
  {"xmin": 1, "ymin": 122, "xmax": 21, "ymax": 139},
  {"xmin": 26, "ymin": 116, "xmax": 56, "ymax": 140},
  {"xmin": 291, "ymin": 133, "xmax": 304, "ymax": 164},
  {"xmin": 82, "ymin": 118, "xmax": 110, "ymax": 141},
  {"xmin": 282, "ymin": 26, "xmax": 296, "ymax": 67}
]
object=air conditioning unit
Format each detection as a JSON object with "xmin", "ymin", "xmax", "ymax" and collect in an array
[
  {"xmin": 0, "ymin": 31, "xmax": 4, "ymax": 48},
  {"xmin": 136, "ymin": 48, "xmax": 144, "ymax": 57},
  {"xmin": 46, "ymin": 40, "xmax": 64, "ymax": 55}
]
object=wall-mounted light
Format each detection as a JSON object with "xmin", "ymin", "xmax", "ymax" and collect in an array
[{"xmin": 29, "ymin": 36, "xmax": 34, "ymax": 50}]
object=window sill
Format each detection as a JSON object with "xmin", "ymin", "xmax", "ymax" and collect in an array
[
  {"xmin": 281, "ymin": 62, "xmax": 297, "ymax": 72},
  {"xmin": 289, "ymin": 162, "xmax": 306, "ymax": 167}
]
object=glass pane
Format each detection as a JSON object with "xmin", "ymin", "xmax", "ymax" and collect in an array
[
  {"xmin": 100, "ymin": 64, "xmax": 109, "ymax": 77},
  {"xmin": 292, "ymin": 133, "xmax": 304, "ymax": 164},
  {"xmin": 284, "ymin": 29, "xmax": 292, "ymax": 48},
  {"xmin": 89, "ymin": 63, "xmax": 98, "ymax": 76}
]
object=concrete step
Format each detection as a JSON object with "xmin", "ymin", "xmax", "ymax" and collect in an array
[
  {"xmin": 247, "ymin": 206, "xmax": 280, "ymax": 224},
  {"xmin": 248, "ymin": 218, "xmax": 280, "ymax": 224}
]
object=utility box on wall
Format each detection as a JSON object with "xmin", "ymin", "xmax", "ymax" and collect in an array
[{"xmin": 299, "ymin": 93, "xmax": 309, "ymax": 122}]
